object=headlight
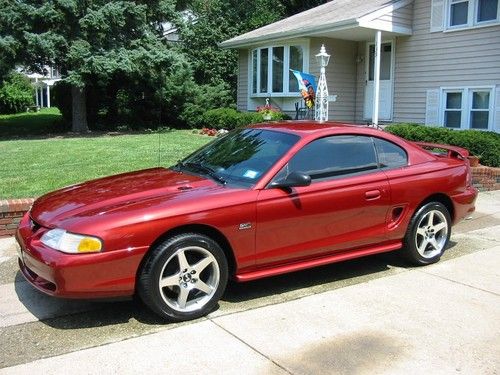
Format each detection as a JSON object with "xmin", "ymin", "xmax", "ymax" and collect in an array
[{"xmin": 40, "ymin": 229, "xmax": 102, "ymax": 254}]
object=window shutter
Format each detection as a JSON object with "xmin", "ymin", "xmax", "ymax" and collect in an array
[
  {"xmin": 494, "ymin": 86, "xmax": 500, "ymax": 133},
  {"xmin": 425, "ymin": 89, "xmax": 440, "ymax": 125},
  {"xmin": 430, "ymin": 0, "xmax": 445, "ymax": 32}
]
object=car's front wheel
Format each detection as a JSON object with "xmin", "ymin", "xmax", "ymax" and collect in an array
[
  {"xmin": 403, "ymin": 202, "xmax": 451, "ymax": 265},
  {"xmin": 138, "ymin": 233, "xmax": 228, "ymax": 321}
]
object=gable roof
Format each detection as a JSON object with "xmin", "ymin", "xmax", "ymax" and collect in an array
[{"xmin": 220, "ymin": 0, "xmax": 413, "ymax": 48}]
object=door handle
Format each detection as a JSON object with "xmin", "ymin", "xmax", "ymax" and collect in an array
[{"xmin": 365, "ymin": 190, "xmax": 381, "ymax": 200}]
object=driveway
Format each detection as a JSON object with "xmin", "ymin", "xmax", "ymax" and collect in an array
[{"xmin": 0, "ymin": 191, "xmax": 499, "ymax": 374}]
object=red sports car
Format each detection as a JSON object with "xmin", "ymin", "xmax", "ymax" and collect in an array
[{"xmin": 16, "ymin": 122, "xmax": 477, "ymax": 321}]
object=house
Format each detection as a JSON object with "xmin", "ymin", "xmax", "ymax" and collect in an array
[
  {"xmin": 220, "ymin": 0, "xmax": 500, "ymax": 133},
  {"xmin": 23, "ymin": 66, "xmax": 61, "ymax": 109}
]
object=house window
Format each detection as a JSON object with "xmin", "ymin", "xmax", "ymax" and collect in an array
[
  {"xmin": 272, "ymin": 47, "xmax": 284, "ymax": 93},
  {"xmin": 250, "ymin": 44, "xmax": 308, "ymax": 96},
  {"xmin": 450, "ymin": 0, "xmax": 469, "ymax": 26},
  {"xmin": 260, "ymin": 49, "xmax": 268, "ymax": 93},
  {"xmin": 470, "ymin": 90, "xmax": 490, "ymax": 129},
  {"xmin": 288, "ymin": 46, "xmax": 304, "ymax": 92},
  {"xmin": 444, "ymin": 91, "xmax": 463, "ymax": 128},
  {"xmin": 477, "ymin": 0, "xmax": 498, "ymax": 22},
  {"xmin": 447, "ymin": 0, "xmax": 499, "ymax": 28},
  {"xmin": 442, "ymin": 88, "xmax": 493, "ymax": 130}
]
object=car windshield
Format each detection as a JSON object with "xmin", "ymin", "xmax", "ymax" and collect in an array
[{"xmin": 177, "ymin": 128, "xmax": 299, "ymax": 187}]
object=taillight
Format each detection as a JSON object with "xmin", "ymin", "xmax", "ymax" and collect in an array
[{"xmin": 466, "ymin": 162, "xmax": 473, "ymax": 188}]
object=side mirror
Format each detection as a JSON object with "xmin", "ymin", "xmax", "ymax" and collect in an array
[{"xmin": 270, "ymin": 171, "xmax": 311, "ymax": 189}]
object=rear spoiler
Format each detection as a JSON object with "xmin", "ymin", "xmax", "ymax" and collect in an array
[{"xmin": 412, "ymin": 141, "xmax": 470, "ymax": 159}]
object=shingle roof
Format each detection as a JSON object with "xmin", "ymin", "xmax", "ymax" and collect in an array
[{"xmin": 220, "ymin": 0, "xmax": 402, "ymax": 48}]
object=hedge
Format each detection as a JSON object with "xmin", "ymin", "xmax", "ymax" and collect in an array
[
  {"xmin": 201, "ymin": 108, "xmax": 290, "ymax": 130},
  {"xmin": 386, "ymin": 123, "xmax": 500, "ymax": 167}
]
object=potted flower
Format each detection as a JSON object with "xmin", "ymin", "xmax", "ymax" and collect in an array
[{"xmin": 257, "ymin": 99, "xmax": 281, "ymax": 121}]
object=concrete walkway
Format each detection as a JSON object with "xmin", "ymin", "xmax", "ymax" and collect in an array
[{"xmin": 0, "ymin": 191, "xmax": 499, "ymax": 374}]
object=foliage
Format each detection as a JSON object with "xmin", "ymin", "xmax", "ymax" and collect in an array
[
  {"xmin": 178, "ymin": 0, "xmax": 285, "ymax": 97},
  {"xmin": 0, "ymin": 71, "xmax": 34, "ymax": 114},
  {"xmin": 0, "ymin": 0, "xmax": 183, "ymax": 131},
  {"xmin": 179, "ymin": 81, "xmax": 234, "ymax": 128},
  {"xmin": 200, "ymin": 107, "xmax": 290, "ymax": 130},
  {"xmin": 279, "ymin": 0, "xmax": 329, "ymax": 16},
  {"xmin": 386, "ymin": 123, "xmax": 500, "ymax": 168}
]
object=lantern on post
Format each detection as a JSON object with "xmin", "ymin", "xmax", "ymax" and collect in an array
[{"xmin": 314, "ymin": 44, "xmax": 331, "ymax": 122}]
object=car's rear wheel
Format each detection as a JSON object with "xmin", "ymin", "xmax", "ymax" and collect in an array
[
  {"xmin": 403, "ymin": 202, "xmax": 451, "ymax": 265},
  {"xmin": 138, "ymin": 233, "xmax": 228, "ymax": 321}
]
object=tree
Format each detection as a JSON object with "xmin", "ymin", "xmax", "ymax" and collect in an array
[
  {"xmin": 0, "ymin": 0, "xmax": 181, "ymax": 132},
  {"xmin": 279, "ymin": 0, "xmax": 330, "ymax": 16},
  {"xmin": 178, "ymin": 0, "xmax": 329, "ymax": 100},
  {"xmin": 178, "ymin": 0, "xmax": 285, "ymax": 98}
]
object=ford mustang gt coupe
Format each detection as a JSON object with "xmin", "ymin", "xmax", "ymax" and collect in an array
[{"xmin": 16, "ymin": 122, "xmax": 477, "ymax": 321}]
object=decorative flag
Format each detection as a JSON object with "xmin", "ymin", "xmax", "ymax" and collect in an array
[{"xmin": 291, "ymin": 70, "xmax": 317, "ymax": 109}]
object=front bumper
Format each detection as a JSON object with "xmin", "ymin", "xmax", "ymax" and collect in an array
[{"xmin": 16, "ymin": 213, "xmax": 149, "ymax": 299}]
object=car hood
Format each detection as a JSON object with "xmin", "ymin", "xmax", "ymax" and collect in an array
[{"xmin": 30, "ymin": 168, "xmax": 221, "ymax": 227}]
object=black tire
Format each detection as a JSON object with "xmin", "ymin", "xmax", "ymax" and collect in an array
[
  {"xmin": 138, "ymin": 233, "xmax": 228, "ymax": 321},
  {"xmin": 403, "ymin": 202, "xmax": 451, "ymax": 266}
]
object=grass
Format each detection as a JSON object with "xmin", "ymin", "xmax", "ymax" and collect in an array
[
  {"xmin": 0, "ymin": 108, "xmax": 66, "ymax": 138},
  {"xmin": 0, "ymin": 110, "xmax": 211, "ymax": 198}
]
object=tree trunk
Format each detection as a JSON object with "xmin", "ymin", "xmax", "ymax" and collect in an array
[{"xmin": 71, "ymin": 85, "xmax": 88, "ymax": 132}]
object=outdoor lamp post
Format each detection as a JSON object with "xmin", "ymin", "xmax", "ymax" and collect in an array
[{"xmin": 315, "ymin": 44, "xmax": 330, "ymax": 122}]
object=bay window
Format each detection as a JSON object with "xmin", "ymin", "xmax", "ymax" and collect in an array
[{"xmin": 250, "ymin": 43, "xmax": 307, "ymax": 96}]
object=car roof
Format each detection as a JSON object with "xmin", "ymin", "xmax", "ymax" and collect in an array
[{"xmin": 249, "ymin": 120, "xmax": 384, "ymax": 138}]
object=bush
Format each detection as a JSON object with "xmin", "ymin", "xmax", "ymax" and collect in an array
[
  {"xmin": 386, "ymin": 123, "xmax": 500, "ymax": 167},
  {"xmin": 200, "ymin": 107, "xmax": 291, "ymax": 130},
  {"xmin": 179, "ymin": 81, "xmax": 235, "ymax": 129},
  {"xmin": 202, "ymin": 108, "xmax": 242, "ymax": 129},
  {"xmin": 0, "ymin": 72, "xmax": 34, "ymax": 114}
]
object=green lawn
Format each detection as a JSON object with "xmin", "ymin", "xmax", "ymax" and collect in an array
[
  {"xmin": 0, "ymin": 108, "xmax": 65, "ymax": 138},
  {"xmin": 0, "ymin": 111, "xmax": 211, "ymax": 198}
]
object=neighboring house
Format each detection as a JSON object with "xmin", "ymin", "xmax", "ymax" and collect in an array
[
  {"xmin": 23, "ymin": 66, "xmax": 61, "ymax": 109},
  {"xmin": 162, "ymin": 10, "xmax": 197, "ymax": 42},
  {"xmin": 220, "ymin": 0, "xmax": 500, "ymax": 133}
]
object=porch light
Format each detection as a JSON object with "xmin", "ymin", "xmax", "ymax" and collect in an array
[
  {"xmin": 315, "ymin": 44, "xmax": 331, "ymax": 122},
  {"xmin": 315, "ymin": 44, "xmax": 331, "ymax": 69}
]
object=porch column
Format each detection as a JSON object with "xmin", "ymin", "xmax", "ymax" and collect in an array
[
  {"xmin": 34, "ymin": 78, "xmax": 39, "ymax": 107},
  {"xmin": 47, "ymin": 84, "xmax": 51, "ymax": 108},
  {"xmin": 372, "ymin": 30, "xmax": 382, "ymax": 126}
]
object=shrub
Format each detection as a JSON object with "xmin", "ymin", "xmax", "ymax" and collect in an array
[
  {"xmin": 179, "ymin": 81, "xmax": 235, "ymax": 129},
  {"xmin": 386, "ymin": 123, "xmax": 500, "ymax": 167},
  {"xmin": 0, "ymin": 72, "xmax": 34, "ymax": 114},
  {"xmin": 202, "ymin": 108, "xmax": 242, "ymax": 130},
  {"xmin": 200, "ymin": 107, "xmax": 291, "ymax": 130}
]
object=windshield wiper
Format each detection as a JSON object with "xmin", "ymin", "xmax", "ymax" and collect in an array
[{"xmin": 177, "ymin": 161, "xmax": 227, "ymax": 185}]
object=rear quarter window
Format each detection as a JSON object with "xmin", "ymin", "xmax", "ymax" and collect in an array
[{"xmin": 373, "ymin": 137, "xmax": 408, "ymax": 169}]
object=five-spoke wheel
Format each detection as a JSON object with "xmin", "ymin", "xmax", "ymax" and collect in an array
[
  {"xmin": 403, "ymin": 202, "xmax": 451, "ymax": 265},
  {"xmin": 138, "ymin": 233, "xmax": 228, "ymax": 321}
]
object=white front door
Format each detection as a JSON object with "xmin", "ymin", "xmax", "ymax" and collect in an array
[{"xmin": 364, "ymin": 41, "xmax": 394, "ymax": 121}]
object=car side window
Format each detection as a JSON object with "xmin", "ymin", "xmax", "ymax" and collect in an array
[
  {"xmin": 373, "ymin": 137, "xmax": 408, "ymax": 169},
  {"xmin": 279, "ymin": 135, "xmax": 379, "ymax": 182}
]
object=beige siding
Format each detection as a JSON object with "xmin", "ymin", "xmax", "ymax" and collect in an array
[
  {"xmin": 309, "ymin": 38, "xmax": 358, "ymax": 122},
  {"xmin": 237, "ymin": 49, "xmax": 249, "ymax": 111},
  {"xmin": 355, "ymin": 42, "xmax": 367, "ymax": 122},
  {"xmin": 393, "ymin": 0, "xmax": 500, "ymax": 123},
  {"xmin": 373, "ymin": 3, "xmax": 414, "ymax": 30}
]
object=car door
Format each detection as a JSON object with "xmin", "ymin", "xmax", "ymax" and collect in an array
[{"xmin": 255, "ymin": 135, "xmax": 391, "ymax": 266}]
